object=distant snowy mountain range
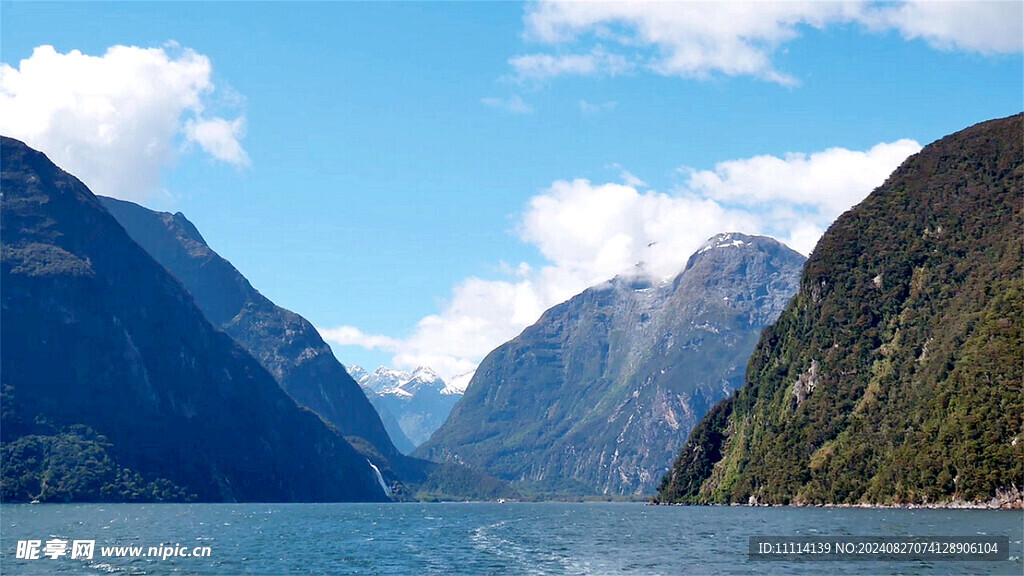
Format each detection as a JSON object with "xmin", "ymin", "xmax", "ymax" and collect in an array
[
  {"xmin": 351, "ymin": 366, "xmax": 470, "ymax": 397},
  {"xmin": 347, "ymin": 365, "xmax": 470, "ymax": 453}
]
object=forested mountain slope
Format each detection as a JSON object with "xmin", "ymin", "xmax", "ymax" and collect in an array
[{"xmin": 655, "ymin": 114, "xmax": 1023, "ymax": 506}]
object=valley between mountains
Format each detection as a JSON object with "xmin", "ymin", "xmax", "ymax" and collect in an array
[{"xmin": 1, "ymin": 113, "xmax": 1020, "ymax": 507}]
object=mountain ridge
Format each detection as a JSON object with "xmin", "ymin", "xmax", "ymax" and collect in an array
[
  {"xmin": 99, "ymin": 196, "xmax": 398, "ymax": 462},
  {"xmin": 654, "ymin": 113, "xmax": 1024, "ymax": 506},
  {"xmin": 0, "ymin": 136, "xmax": 387, "ymax": 503},
  {"xmin": 417, "ymin": 233, "xmax": 805, "ymax": 495}
]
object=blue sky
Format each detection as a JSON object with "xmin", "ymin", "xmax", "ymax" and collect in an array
[{"xmin": 2, "ymin": 1, "xmax": 1021, "ymax": 379}]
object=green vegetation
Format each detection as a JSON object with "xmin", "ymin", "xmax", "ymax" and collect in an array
[
  {"xmin": 655, "ymin": 114, "xmax": 1024, "ymax": 506},
  {"xmin": 412, "ymin": 463, "xmax": 518, "ymax": 502},
  {"xmin": 1, "ymin": 427, "xmax": 192, "ymax": 502}
]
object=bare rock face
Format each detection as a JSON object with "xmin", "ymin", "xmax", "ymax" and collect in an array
[
  {"xmin": 417, "ymin": 233, "xmax": 805, "ymax": 495},
  {"xmin": 792, "ymin": 360, "xmax": 821, "ymax": 407}
]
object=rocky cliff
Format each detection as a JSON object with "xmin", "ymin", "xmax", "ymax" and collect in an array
[
  {"xmin": 417, "ymin": 234, "xmax": 804, "ymax": 495},
  {"xmin": 0, "ymin": 136, "xmax": 387, "ymax": 502}
]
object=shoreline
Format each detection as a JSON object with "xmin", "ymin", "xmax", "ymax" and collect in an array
[{"xmin": 649, "ymin": 487, "xmax": 1024, "ymax": 510}]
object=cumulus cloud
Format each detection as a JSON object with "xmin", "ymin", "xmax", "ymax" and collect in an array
[
  {"xmin": 513, "ymin": 1, "xmax": 1022, "ymax": 84},
  {"xmin": 326, "ymin": 139, "xmax": 921, "ymax": 380},
  {"xmin": 481, "ymin": 94, "xmax": 535, "ymax": 114},
  {"xmin": 0, "ymin": 44, "xmax": 248, "ymax": 202},
  {"xmin": 321, "ymin": 276, "xmax": 545, "ymax": 379},
  {"xmin": 862, "ymin": 1, "xmax": 1024, "ymax": 54},
  {"xmin": 519, "ymin": 179, "xmax": 757, "ymax": 282},
  {"xmin": 682, "ymin": 139, "xmax": 923, "ymax": 248},
  {"xmin": 318, "ymin": 326, "xmax": 401, "ymax": 353},
  {"xmin": 184, "ymin": 117, "xmax": 250, "ymax": 167}
]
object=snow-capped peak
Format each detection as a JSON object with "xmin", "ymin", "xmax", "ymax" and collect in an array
[
  {"xmin": 697, "ymin": 232, "xmax": 749, "ymax": 255},
  {"xmin": 409, "ymin": 366, "xmax": 441, "ymax": 383},
  {"xmin": 357, "ymin": 366, "xmax": 410, "ymax": 394},
  {"xmin": 402, "ymin": 366, "xmax": 445, "ymax": 394},
  {"xmin": 346, "ymin": 364, "xmax": 368, "ymax": 384},
  {"xmin": 371, "ymin": 366, "xmax": 408, "ymax": 381},
  {"xmin": 355, "ymin": 364, "xmax": 459, "ymax": 397}
]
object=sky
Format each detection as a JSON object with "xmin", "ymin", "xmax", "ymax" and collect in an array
[{"xmin": 2, "ymin": 1, "xmax": 1021, "ymax": 381}]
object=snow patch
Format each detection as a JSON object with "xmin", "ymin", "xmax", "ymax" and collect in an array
[
  {"xmin": 357, "ymin": 364, "xmax": 463, "ymax": 397},
  {"xmin": 697, "ymin": 232, "xmax": 749, "ymax": 254}
]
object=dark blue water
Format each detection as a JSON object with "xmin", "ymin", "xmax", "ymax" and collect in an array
[{"xmin": 2, "ymin": 503, "xmax": 1020, "ymax": 575}]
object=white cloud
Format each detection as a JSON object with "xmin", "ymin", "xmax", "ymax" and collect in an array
[
  {"xmin": 0, "ymin": 44, "xmax": 248, "ymax": 202},
  {"xmin": 579, "ymin": 99, "xmax": 618, "ymax": 115},
  {"xmin": 318, "ymin": 326, "xmax": 401, "ymax": 353},
  {"xmin": 610, "ymin": 163, "xmax": 645, "ymax": 187},
  {"xmin": 682, "ymin": 140, "xmax": 923, "ymax": 229},
  {"xmin": 863, "ymin": 1, "xmax": 1024, "ymax": 54},
  {"xmin": 481, "ymin": 94, "xmax": 535, "ymax": 114},
  {"xmin": 328, "ymin": 139, "xmax": 921, "ymax": 380},
  {"xmin": 184, "ymin": 117, "xmax": 250, "ymax": 167},
  {"xmin": 396, "ymin": 277, "xmax": 546, "ymax": 378},
  {"xmin": 520, "ymin": 1, "xmax": 855, "ymax": 84},
  {"xmin": 680, "ymin": 138, "xmax": 922, "ymax": 253},
  {"xmin": 321, "ymin": 277, "xmax": 543, "ymax": 380},
  {"xmin": 515, "ymin": 1, "xmax": 1022, "ymax": 84},
  {"xmin": 519, "ymin": 179, "xmax": 756, "ymax": 282},
  {"xmin": 510, "ymin": 47, "xmax": 633, "ymax": 81}
]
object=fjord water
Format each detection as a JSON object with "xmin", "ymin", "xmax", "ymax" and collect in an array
[{"xmin": 3, "ymin": 503, "xmax": 1021, "ymax": 575}]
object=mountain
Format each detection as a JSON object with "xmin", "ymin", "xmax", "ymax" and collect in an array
[
  {"xmin": 369, "ymin": 396, "xmax": 418, "ymax": 455},
  {"xmin": 352, "ymin": 366, "xmax": 462, "ymax": 449},
  {"xmin": 0, "ymin": 136, "xmax": 387, "ymax": 503},
  {"xmin": 99, "ymin": 196, "xmax": 397, "ymax": 459},
  {"xmin": 416, "ymin": 234, "xmax": 805, "ymax": 495},
  {"xmin": 346, "ymin": 365, "xmax": 417, "ymax": 454},
  {"xmin": 445, "ymin": 371, "xmax": 475, "ymax": 395},
  {"xmin": 654, "ymin": 114, "xmax": 1023, "ymax": 507},
  {"xmin": 99, "ymin": 195, "xmax": 513, "ymax": 501}
]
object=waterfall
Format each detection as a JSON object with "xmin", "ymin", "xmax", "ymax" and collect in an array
[{"xmin": 367, "ymin": 460, "xmax": 392, "ymax": 497}]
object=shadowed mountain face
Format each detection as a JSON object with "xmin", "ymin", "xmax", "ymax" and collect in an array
[
  {"xmin": 655, "ymin": 114, "xmax": 1024, "ymax": 506},
  {"xmin": 417, "ymin": 234, "xmax": 805, "ymax": 495},
  {"xmin": 99, "ymin": 196, "xmax": 514, "ymax": 501},
  {"xmin": 100, "ymin": 196, "xmax": 397, "ymax": 458},
  {"xmin": 0, "ymin": 136, "xmax": 386, "ymax": 503}
]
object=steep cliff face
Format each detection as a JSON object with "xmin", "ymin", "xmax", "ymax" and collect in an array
[
  {"xmin": 417, "ymin": 234, "xmax": 804, "ymax": 495},
  {"xmin": 655, "ymin": 114, "xmax": 1023, "ymax": 506},
  {"xmin": 0, "ymin": 136, "xmax": 387, "ymax": 502},
  {"xmin": 99, "ymin": 196, "xmax": 513, "ymax": 501},
  {"xmin": 100, "ymin": 197, "xmax": 396, "ymax": 458}
]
